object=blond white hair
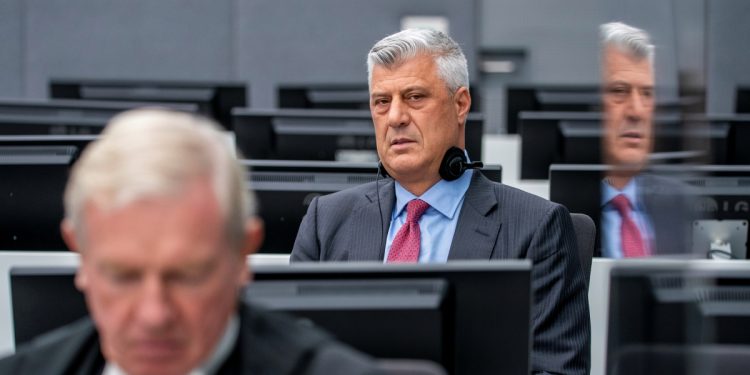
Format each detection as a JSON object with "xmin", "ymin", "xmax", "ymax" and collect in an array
[
  {"xmin": 367, "ymin": 28, "xmax": 469, "ymax": 93},
  {"xmin": 600, "ymin": 22, "xmax": 655, "ymax": 64},
  {"xmin": 64, "ymin": 108, "xmax": 254, "ymax": 250}
]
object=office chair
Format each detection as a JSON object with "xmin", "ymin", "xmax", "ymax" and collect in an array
[{"xmin": 570, "ymin": 212, "xmax": 595, "ymax": 288}]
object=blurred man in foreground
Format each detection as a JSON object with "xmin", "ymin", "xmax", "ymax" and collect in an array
[{"xmin": 0, "ymin": 109, "xmax": 379, "ymax": 375}]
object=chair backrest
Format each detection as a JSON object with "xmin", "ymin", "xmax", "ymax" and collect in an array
[{"xmin": 570, "ymin": 212, "xmax": 595, "ymax": 287}]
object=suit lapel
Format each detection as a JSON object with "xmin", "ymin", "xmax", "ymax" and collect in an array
[
  {"xmin": 448, "ymin": 172, "xmax": 502, "ymax": 260},
  {"xmin": 351, "ymin": 178, "xmax": 395, "ymax": 261}
]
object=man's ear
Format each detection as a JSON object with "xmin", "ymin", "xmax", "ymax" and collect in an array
[
  {"xmin": 242, "ymin": 217, "xmax": 264, "ymax": 258},
  {"xmin": 61, "ymin": 218, "xmax": 79, "ymax": 253},
  {"xmin": 238, "ymin": 218, "xmax": 264, "ymax": 284},
  {"xmin": 454, "ymin": 86, "xmax": 472, "ymax": 126},
  {"xmin": 62, "ymin": 219, "xmax": 89, "ymax": 291}
]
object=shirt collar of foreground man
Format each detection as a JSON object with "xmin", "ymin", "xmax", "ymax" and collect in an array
[{"xmin": 0, "ymin": 109, "xmax": 383, "ymax": 375}]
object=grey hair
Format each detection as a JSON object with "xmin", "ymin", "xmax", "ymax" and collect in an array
[
  {"xmin": 63, "ymin": 108, "xmax": 255, "ymax": 251},
  {"xmin": 367, "ymin": 28, "xmax": 469, "ymax": 93},
  {"xmin": 600, "ymin": 22, "xmax": 655, "ymax": 63}
]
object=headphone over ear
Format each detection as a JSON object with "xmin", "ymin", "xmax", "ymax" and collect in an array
[{"xmin": 378, "ymin": 147, "xmax": 483, "ymax": 181}]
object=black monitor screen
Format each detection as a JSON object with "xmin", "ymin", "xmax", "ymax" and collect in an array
[
  {"xmin": 607, "ymin": 261, "xmax": 750, "ymax": 374},
  {"xmin": 548, "ymin": 164, "xmax": 605, "ymax": 224},
  {"xmin": 505, "ymin": 84, "xmax": 683, "ymax": 135},
  {"xmin": 520, "ymin": 111, "xmax": 727, "ymax": 179},
  {"xmin": 50, "ymin": 79, "xmax": 246, "ymax": 129},
  {"xmin": 0, "ymin": 113, "xmax": 110, "ymax": 136},
  {"xmin": 0, "ymin": 135, "xmax": 96, "ymax": 162},
  {"xmin": 9, "ymin": 261, "xmax": 532, "ymax": 375},
  {"xmin": 713, "ymin": 114, "xmax": 750, "ymax": 165},
  {"xmin": 736, "ymin": 87, "xmax": 750, "ymax": 114},
  {"xmin": 0, "ymin": 98, "xmax": 198, "ymax": 120},
  {"xmin": 245, "ymin": 160, "xmax": 501, "ymax": 253},
  {"xmin": 232, "ymin": 109, "xmax": 484, "ymax": 163},
  {"xmin": 0, "ymin": 146, "xmax": 74, "ymax": 250},
  {"xmin": 0, "ymin": 99, "xmax": 198, "ymax": 136},
  {"xmin": 505, "ymin": 84, "xmax": 600, "ymax": 134},
  {"xmin": 10, "ymin": 267, "xmax": 85, "ymax": 346},
  {"xmin": 249, "ymin": 260, "xmax": 532, "ymax": 375},
  {"xmin": 246, "ymin": 160, "xmax": 379, "ymax": 253}
]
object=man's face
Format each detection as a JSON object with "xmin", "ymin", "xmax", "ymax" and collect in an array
[
  {"xmin": 67, "ymin": 180, "xmax": 249, "ymax": 375},
  {"xmin": 602, "ymin": 46, "xmax": 655, "ymax": 168},
  {"xmin": 370, "ymin": 53, "xmax": 470, "ymax": 188}
]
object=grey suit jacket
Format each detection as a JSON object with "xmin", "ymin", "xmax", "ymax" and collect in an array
[
  {"xmin": 640, "ymin": 173, "xmax": 697, "ymax": 256},
  {"xmin": 292, "ymin": 172, "xmax": 591, "ymax": 375},
  {"xmin": 0, "ymin": 301, "xmax": 381, "ymax": 375},
  {"xmin": 596, "ymin": 173, "xmax": 698, "ymax": 258}
]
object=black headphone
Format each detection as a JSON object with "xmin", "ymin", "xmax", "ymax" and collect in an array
[{"xmin": 378, "ymin": 146, "xmax": 483, "ymax": 181}]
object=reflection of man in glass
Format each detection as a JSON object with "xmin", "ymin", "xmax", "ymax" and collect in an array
[{"xmin": 599, "ymin": 22, "xmax": 692, "ymax": 258}]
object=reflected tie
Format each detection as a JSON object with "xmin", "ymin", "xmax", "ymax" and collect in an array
[
  {"xmin": 387, "ymin": 199, "xmax": 431, "ymax": 263},
  {"xmin": 611, "ymin": 194, "xmax": 647, "ymax": 257}
]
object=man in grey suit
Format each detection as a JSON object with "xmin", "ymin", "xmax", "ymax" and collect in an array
[
  {"xmin": 292, "ymin": 29, "xmax": 590, "ymax": 375},
  {"xmin": 598, "ymin": 22, "xmax": 695, "ymax": 258},
  {"xmin": 0, "ymin": 109, "xmax": 381, "ymax": 375}
]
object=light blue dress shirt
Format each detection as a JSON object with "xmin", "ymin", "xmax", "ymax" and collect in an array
[
  {"xmin": 600, "ymin": 177, "xmax": 655, "ymax": 258},
  {"xmin": 383, "ymin": 166, "xmax": 473, "ymax": 263}
]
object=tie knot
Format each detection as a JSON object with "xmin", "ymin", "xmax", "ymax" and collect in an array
[
  {"xmin": 610, "ymin": 194, "xmax": 633, "ymax": 215},
  {"xmin": 406, "ymin": 199, "xmax": 430, "ymax": 223}
]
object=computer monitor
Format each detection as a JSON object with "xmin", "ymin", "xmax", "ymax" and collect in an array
[
  {"xmin": 8, "ymin": 260, "xmax": 532, "ymax": 375},
  {"xmin": 9, "ymin": 266, "xmax": 85, "ymax": 346},
  {"xmin": 505, "ymin": 84, "xmax": 684, "ymax": 134},
  {"xmin": 519, "ymin": 111, "xmax": 727, "ymax": 179},
  {"xmin": 704, "ymin": 114, "xmax": 750, "ymax": 165},
  {"xmin": 0, "ymin": 98, "xmax": 198, "ymax": 136},
  {"xmin": 245, "ymin": 160, "xmax": 501, "ymax": 253},
  {"xmin": 0, "ymin": 135, "xmax": 96, "ymax": 162},
  {"xmin": 505, "ymin": 84, "xmax": 600, "ymax": 134},
  {"xmin": 736, "ymin": 86, "xmax": 750, "ymax": 114},
  {"xmin": 49, "ymin": 78, "xmax": 247, "ymax": 129},
  {"xmin": 548, "ymin": 164, "xmax": 606, "ymax": 224},
  {"xmin": 0, "ymin": 98, "xmax": 198, "ymax": 120},
  {"xmin": 232, "ymin": 108, "xmax": 484, "ymax": 163},
  {"xmin": 0, "ymin": 112, "xmax": 111, "ymax": 136},
  {"xmin": 607, "ymin": 260, "xmax": 750, "ymax": 374},
  {"xmin": 0, "ymin": 146, "xmax": 74, "ymax": 250},
  {"xmin": 237, "ymin": 260, "xmax": 532, "ymax": 375},
  {"xmin": 278, "ymin": 84, "xmax": 371, "ymax": 110},
  {"xmin": 559, "ymin": 119, "xmax": 728, "ymax": 166},
  {"xmin": 246, "ymin": 160, "xmax": 377, "ymax": 253},
  {"xmin": 278, "ymin": 83, "xmax": 481, "ymax": 112}
]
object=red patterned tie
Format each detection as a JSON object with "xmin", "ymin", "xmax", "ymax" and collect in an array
[
  {"xmin": 610, "ymin": 194, "xmax": 647, "ymax": 257},
  {"xmin": 387, "ymin": 199, "xmax": 431, "ymax": 263}
]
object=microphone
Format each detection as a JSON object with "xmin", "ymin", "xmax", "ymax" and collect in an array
[{"xmin": 440, "ymin": 147, "xmax": 483, "ymax": 181}]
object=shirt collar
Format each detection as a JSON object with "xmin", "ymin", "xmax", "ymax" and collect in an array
[
  {"xmin": 393, "ymin": 150, "xmax": 474, "ymax": 220},
  {"xmin": 103, "ymin": 313, "xmax": 240, "ymax": 375},
  {"xmin": 601, "ymin": 176, "xmax": 643, "ymax": 211}
]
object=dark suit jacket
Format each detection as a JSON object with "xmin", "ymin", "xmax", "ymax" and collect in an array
[
  {"xmin": 596, "ymin": 173, "xmax": 698, "ymax": 257},
  {"xmin": 292, "ymin": 172, "xmax": 591, "ymax": 375},
  {"xmin": 639, "ymin": 173, "xmax": 697, "ymax": 256},
  {"xmin": 0, "ymin": 301, "xmax": 381, "ymax": 375}
]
